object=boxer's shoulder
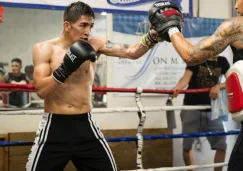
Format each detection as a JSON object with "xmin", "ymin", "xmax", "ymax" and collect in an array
[
  {"xmin": 88, "ymin": 36, "xmax": 106, "ymax": 51},
  {"xmin": 35, "ymin": 41, "xmax": 53, "ymax": 52},
  {"xmin": 33, "ymin": 40, "xmax": 55, "ymax": 61}
]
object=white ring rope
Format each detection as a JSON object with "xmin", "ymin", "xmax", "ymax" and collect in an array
[
  {"xmin": 122, "ymin": 162, "xmax": 228, "ymax": 171},
  {"xmin": 0, "ymin": 106, "xmax": 211, "ymax": 115}
]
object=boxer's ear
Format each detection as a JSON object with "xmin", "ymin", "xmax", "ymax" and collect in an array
[{"xmin": 64, "ymin": 21, "xmax": 71, "ymax": 32}]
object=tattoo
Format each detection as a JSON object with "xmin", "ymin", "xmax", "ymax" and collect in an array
[
  {"xmin": 104, "ymin": 39, "xmax": 150, "ymax": 59},
  {"xmin": 124, "ymin": 43, "xmax": 129, "ymax": 49},
  {"xmin": 188, "ymin": 18, "xmax": 243, "ymax": 64},
  {"xmin": 106, "ymin": 40, "xmax": 113, "ymax": 49},
  {"xmin": 106, "ymin": 40, "xmax": 129, "ymax": 50}
]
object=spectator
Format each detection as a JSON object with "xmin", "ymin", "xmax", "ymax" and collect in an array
[
  {"xmin": 0, "ymin": 58, "xmax": 32, "ymax": 107},
  {"xmin": 170, "ymin": 56, "xmax": 230, "ymax": 171}
]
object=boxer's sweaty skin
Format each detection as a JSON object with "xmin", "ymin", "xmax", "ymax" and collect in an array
[
  {"xmin": 33, "ymin": 16, "xmax": 150, "ymax": 115},
  {"xmin": 170, "ymin": 17, "xmax": 243, "ymax": 65}
]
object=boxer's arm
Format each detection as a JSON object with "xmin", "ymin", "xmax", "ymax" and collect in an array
[
  {"xmin": 170, "ymin": 18, "xmax": 242, "ymax": 65},
  {"xmin": 93, "ymin": 36, "xmax": 154, "ymax": 59},
  {"xmin": 33, "ymin": 43, "xmax": 59, "ymax": 99}
]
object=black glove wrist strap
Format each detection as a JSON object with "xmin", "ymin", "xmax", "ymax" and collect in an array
[{"xmin": 52, "ymin": 63, "xmax": 71, "ymax": 84}]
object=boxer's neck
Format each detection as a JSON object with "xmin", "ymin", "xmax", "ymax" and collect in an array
[{"xmin": 58, "ymin": 34, "xmax": 76, "ymax": 49}]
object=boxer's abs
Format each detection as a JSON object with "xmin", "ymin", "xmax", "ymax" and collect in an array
[
  {"xmin": 44, "ymin": 71, "xmax": 94, "ymax": 114},
  {"xmin": 44, "ymin": 87, "xmax": 92, "ymax": 114}
]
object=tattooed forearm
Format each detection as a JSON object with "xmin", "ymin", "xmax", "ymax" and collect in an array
[{"xmin": 184, "ymin": 18, "xmax": 242, "ymax": 65}]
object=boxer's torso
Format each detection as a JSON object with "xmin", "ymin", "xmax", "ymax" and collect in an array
[{"xmin": 43, "ymin": 38, "xmax": 100, "ymax": 114}]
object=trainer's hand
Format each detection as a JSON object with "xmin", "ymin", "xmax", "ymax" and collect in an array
[
  {"xmin": 53, "ymin": 40, "xmax": 97, "ymax": 83},
  {"xmin": 209, "ymin": 85, "xmax": 220, "ymax": 99},
  {"xmin": 149, "ymin": 0, "xmax": 183, "ymax": 42}
]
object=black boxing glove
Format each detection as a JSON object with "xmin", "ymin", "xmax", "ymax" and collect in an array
[
  {"xmin": 149, "ymin": 0, "xmax": 183, "ymax": 42},
  {"xmin": 52, "ymin": 40, "xmax": 96, "ymax": 83}
]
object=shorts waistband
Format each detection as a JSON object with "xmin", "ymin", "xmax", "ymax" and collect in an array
[{"xmin": 43, "ymin": 112, "xmax": 91, "ymax": 120}]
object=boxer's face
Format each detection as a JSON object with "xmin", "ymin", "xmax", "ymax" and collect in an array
[
  {"xmin": 64, "ymin": 15, "xmax": 94, "ymax": 42},
  {"xmin": 235, "ymin": 0, "xmax": 243, "ymax": 16},
  {"xmin": 11, "ymin": 62, "xmax": 21, "ymax": 75}
]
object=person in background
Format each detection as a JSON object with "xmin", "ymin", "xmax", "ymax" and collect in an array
[
  {"xmin": 0, "ymin": 58, "xmax": 33, "ymax": 107},
  {"xmin": 0, "ymin": 63, "xmax": 6, "ymax": 105},
  {"xmin": 171, "ymin": 56, "xmax": 230, "ymax": 171}
]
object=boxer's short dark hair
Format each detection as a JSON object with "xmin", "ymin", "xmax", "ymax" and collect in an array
[
  {"xmin": 11, "ymin": 58, "xmax": 22, "ymax": 65},
  {"xmin": 64, "ymin": 1, "xmax": 95, "ymax": 23}
]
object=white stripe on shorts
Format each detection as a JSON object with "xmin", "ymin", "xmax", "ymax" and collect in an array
[
  {"xmin": 26, "ymin": 113, "xmax": 52, "ymax": 171},
  {"xmin": 87, "ymin": 112, "xmax": 117, "ymax": 171}
]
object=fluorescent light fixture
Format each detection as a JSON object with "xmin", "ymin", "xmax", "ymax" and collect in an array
[{"xmin": 101, "ymin": 11, "xmax": 107, "ymax": 16}]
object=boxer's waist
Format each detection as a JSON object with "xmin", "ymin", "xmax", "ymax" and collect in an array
[
  {"xmin": 44, "ymin": 102, "xmax": 92, "ymax": 114},
  {"xmin": 43, "ymin": 112, "xmax": 91, "ymax": 120}
]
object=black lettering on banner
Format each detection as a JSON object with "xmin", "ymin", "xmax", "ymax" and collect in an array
[{"xmin": 153, "ymin": 57, "xmax": 167, "ymax": 65}]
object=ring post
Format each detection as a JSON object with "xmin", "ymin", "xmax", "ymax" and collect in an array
[{"xmin": 135, "ymin": 87, "xmax": 146, "ymax": 169}]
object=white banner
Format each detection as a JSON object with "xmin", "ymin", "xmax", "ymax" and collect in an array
[
  {"xmin": 0, "ymin": 0, "xmax": 192, "ymax": 15},
  {"xmin": 112, "ymin": 33, "xmax": 193, "ymax": 89},
  {"xmin": 111, "ymin": 33, "xmax": 231, "ymax": 89}
]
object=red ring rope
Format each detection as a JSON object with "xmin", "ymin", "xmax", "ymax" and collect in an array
[{"xmin": 0, "ymin": 83, "xmax": 211, "ymax": 94}]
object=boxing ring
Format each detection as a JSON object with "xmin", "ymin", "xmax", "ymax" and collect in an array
[{"xmin": 0, "ymin": 83, "xmax": 239, "ymax": 171}]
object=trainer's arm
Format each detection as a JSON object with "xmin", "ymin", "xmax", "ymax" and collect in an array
[
  {"xmin": 170, "ymin": 18, "xmax": 241, "ymax": 65},
  {"xmin": 33, "ymin": 44, "xmax": 59, "ymax": 99}
]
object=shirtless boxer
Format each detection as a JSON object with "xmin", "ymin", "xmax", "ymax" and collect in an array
[
  {"xmin": 25, "ymin": 1, "xmax": 162, "ymax": 171},
  {"xmin": 148, "ymin": 0, "xmax": 243, "ymax": 170}
]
